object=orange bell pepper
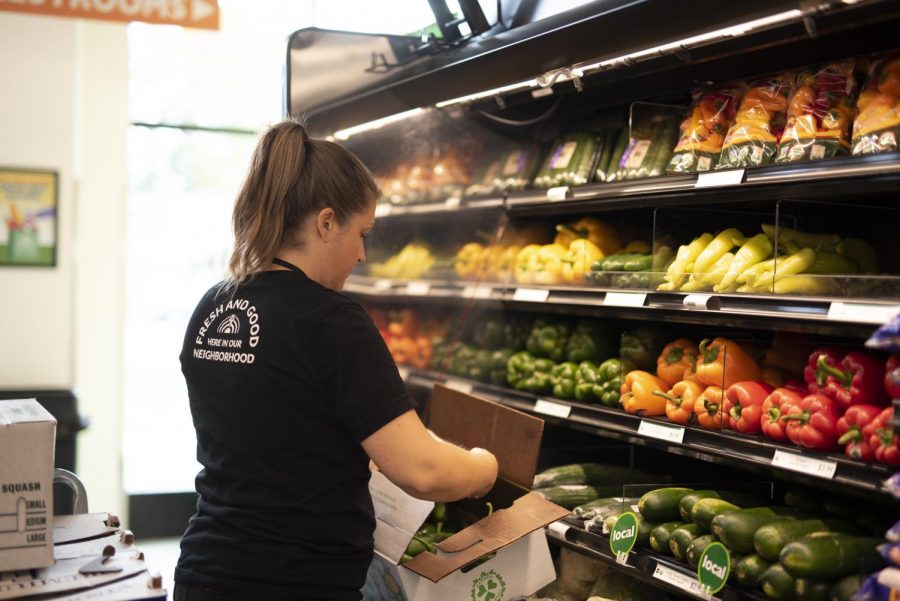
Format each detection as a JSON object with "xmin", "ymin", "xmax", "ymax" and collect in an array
[
  {"xmin": 695, "ymin": 386, "xmax": 728, "ymax": 429},
  {"xmin": 656, "ymin": 380, "xmax": 703, "ymax": 425},
  {"xmin": 657, "ymin": 339, "xmax": 700, "ymax": 388},
  {"xmin": 620, "ymin": 371, "xmax": 668, "ymax": 417},
  {"xmin": 696, "ymin": 338, "xmax": 763, "ymax": 389}
]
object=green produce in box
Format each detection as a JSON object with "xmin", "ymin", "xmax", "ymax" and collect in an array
[
  {"xmin": 504, "ymin": 314, "xmax": 533, "ymax": 350},
  {"xmin": 691, "ymin": 498, "xmax": 740, "ymax": 532},
  {"xmin": 592, "ymin": 359, "xmax": 623, "ymax": 407},
  {"xmin": 488, "ymin": 349, "xmax": 512, "ymax": 386},
  {"xmin": 761, "ymin": 564, "xmax": 797, "ymax": 601},
  {"xmin": 669, "ymin": 523, "xmax": 703, "ymax": 561},
  {"xmin": 506, "ymin": 351, "xmax": 555, "ymax": 394},
  {"xmin": 471, "ymin": 316, "xmax": 506, "ymax": 349},
  {"xmin": 565, "ymin": 319, "xmax": 617, "ymax": 363},
  {"xmin": 620, "ymin": 327, "xmax": 665, "ymax": 371},
  {"xmin": 754, "ymin": 519, "xmax": 837, "ymax": 562},
  {"xmin": 551, "ymin": 361, "xmax": 578, "ymax": 399},
  {"xmin": 466, "ymin": 348, "xmax": 493, "ymax": 382},
  {"xmin": 593, "ymin": 128, "xmax": 621, "ymax": 183},
  {"xmin": 779, "ymin": 533, "xmax": 882, "ymax": 580},
  {"xmin": 526, "ymin": 318, "xmax": 572, "ymax": 361},
  {"xmin": 533, "ymin": 132, "xmax": 600, "ymax": 188},
  {"xmin": 649, "ymin": 522, "xmax": 683, "ymax": 555},
  {"xmin": 638, "ymin": 488, "xmax": 695, "ymax": 523},
  {"xmin": 679, "ymin": 490, "xmax": 722, "ymax": 521},
  {"xmin": 574, "ymin": 360, "xmax": 600, "ymax": 402},
  {"xmin": 712, "ymin": 508, "xmax": 797, "ymax": 554}
]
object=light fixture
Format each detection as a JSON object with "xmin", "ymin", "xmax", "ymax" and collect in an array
[{"xmin": 332, "ymin": 108, "xmax": 427, "ymax": 140}]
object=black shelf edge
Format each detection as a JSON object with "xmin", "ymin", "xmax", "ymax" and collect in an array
[
  {"xmin": 375, "ymin": 196, "xmax": 504, "ymax": 219},
  {"xmin": 546, "ymin": 521, "xmax": 772, "ymax": 601},
  {"xmin": 398, "ymin": 368, "xmax": 894, "ymax": 497}
]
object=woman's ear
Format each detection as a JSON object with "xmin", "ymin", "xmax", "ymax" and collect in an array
[{"xmin": 316, "ymin": 207, "xmax": 337, "ymax": 242}]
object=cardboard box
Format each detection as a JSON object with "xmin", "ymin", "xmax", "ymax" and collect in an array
[
  {"xmin": 0, "ymin": 398, "xmax": 56, "ymax": 571},
  {"xmin": 361, "ymin": 385, "xmax": 569, "ymax": 601}
]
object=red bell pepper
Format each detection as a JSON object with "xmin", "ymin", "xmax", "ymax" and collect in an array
[
  {"xmin": 836, "ymin": 404, "xmax": 883, "ymax": 461},
  {"xmin": 725, "ymin": 381, "xmax": 775, "ymax": 434},
  {"xmin": 760, "ymin": 388, "xmax": 803, "ymax": 442},
  {"xmin": 781, "ymin": 393, "xmax": 840, "ymax": 452},
  {"xmin": 866, "ymin": 407, "xmax": 900, "ymax": 466},
  {"xmin": 818, "ymin": 351, "xmax": 888, "ymax": 409},
  {"xmin": 886, "ymin": 355, "xmax": 900, "ymax": 400},
  {"xmin": 803, "ymin": 348, "xmax": 843, "ymax": 395}
]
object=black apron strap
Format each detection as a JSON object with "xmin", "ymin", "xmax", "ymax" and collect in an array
[{"xmin": 272, "ymin": 257, "xmax": 302, "ymax": 273}]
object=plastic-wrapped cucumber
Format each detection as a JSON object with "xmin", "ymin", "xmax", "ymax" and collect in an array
[
  {"xmin": 602, "ymin": 128, "xmax": 630, "ymax": 182},
  {"xmin": 593, "ymin": 128, "xmax": 620, "ymax": 183},
  {"xmin": 533, "ymin": 132, "xmax": 599, "ymax": 188},
  {"xmin": 615, "ymin": 110, "xmax": 680, "ymax": 180}
]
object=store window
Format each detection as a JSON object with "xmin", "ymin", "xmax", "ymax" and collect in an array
[{"xmin": 123, "ymin": 1, "xmax": 444, "ymax": 495}]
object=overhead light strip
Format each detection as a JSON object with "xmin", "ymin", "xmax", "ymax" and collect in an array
[{"xmin": 332, "ymin": 108, "xmax": 426, "ymax": 140}]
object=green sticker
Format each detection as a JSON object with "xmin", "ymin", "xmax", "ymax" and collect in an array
[
  {"xmin": 697, "ymin": 541, "xmax": 730, "ymax": 594},
  {"xmin": 609, "ymin": 511, "xmax": 639, "ymax": 556},
  {"xmin": 471, "ymin": 569, "xmax": 506, "ymax": 601}
]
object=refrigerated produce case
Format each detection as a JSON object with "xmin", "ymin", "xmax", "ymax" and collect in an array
[{"xmin": 287, "ymin": 1, "xmax": 900, "ymax": 598}]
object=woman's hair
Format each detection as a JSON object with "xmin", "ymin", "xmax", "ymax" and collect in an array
[{"xmin": 226, "ymin": 119, "xmax": 378, "ymax": 286}]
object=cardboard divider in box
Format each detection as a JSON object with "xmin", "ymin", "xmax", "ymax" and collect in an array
[{"xmin": 362, "ymin": 384, "xmax": 570, "ymax": 601}]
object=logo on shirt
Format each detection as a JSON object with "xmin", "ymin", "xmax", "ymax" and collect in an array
[
  {"xmin": 216, "ymin": 314, "xmax": 241, "ymax": 335},
  {"xmin": 192, "ymin": 297, "xmax": 261, "ymax": 365}
]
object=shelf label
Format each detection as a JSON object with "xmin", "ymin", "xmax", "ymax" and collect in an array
[
  {"xmin": 771, "ymin": 449, "xmax": 837, "ymax": 479},
  {"xmin": 683, "ymin": 294, "xmax": 720, "ymax": 310},
  {"xmin": 695, "ymin": 169, "xmax": 745, "ymax": 188},
  {"xmin": 405, "ymin": 281, "xmax": 431, "ymax": 295},
  {"xmin": 638, "ymin": 420, "xmax": 686, "ymax": 444},
  {"xmin": 609, "ymin": 512, "xmax": 639, "ymax": 558},
  {"xmin": 374, "ymin": 203, "xmax": 393, "ymax": 218},
  {"xmin": 547, "ymin": 521, "xmax": 570, "ymax": 540},
  {"xmin": 546, "ymin": 186, "xmax": 571, "ymax": 201},
  {"xmin": 513, "ymin": 288, "xmax": 550, "ymax": 303},
  {"xmin": 534, "ymin": 399, "xmax": 572, "ymax": 419},
  {"xmin": 397, "ymin": 366, "xmax": 409, "ymax": 381},
  {"xmin": 653, "ymin": 564, "xmax": 716, "ymax": 600},
  {"xmin": 462, "ymin": 285, "xmax": 493, "ymax": 299},
  {"xmin": 828, "ymin": 302, "xmax": 900, "ymax": 325},
  {"xmin": 374, "ymin": 279, "xmax": 393, "ymax": 291},
  {"xmin": 444, "ymin": 196, "xmax": 462, "ymax": 208},
  {"xmin": 444, "ymin": 379, "xmax": 474, "ymax": 395},
  {"xmin": 697, "ymin": 542, "xmax": 731, "ymax": 595},
  {"xmin": 604, "ymin": 292, "xmax": 647, "ymax": 307}
]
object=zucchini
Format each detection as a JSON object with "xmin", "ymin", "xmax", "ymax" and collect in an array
[
  {"xmin": 679, "ymin": 490, "xmax": 721, "ymax": 521},
  {"xmin": 669, "ymin": 523, "xmax": 703, "ymax": 562},
  {"xmin": 638, "ymin": 487, "xmax": 694, "ymax": 522},
  {"xmin": 534, "ymin": 484, "xmax": 617, "ymax": 509},
  {"xmin": 762, "ymin": 564, "xmax": 797, "ymax": 601},
  {"xmin": 779, "ymin": 533, "xmax": 882, "ymax": 580},
  {"xmin": 533, "ymin": 463, "xmax": 659, "ymax": 488},
  {"xmin": 754, "ymin": 519, "xmax": 834, "ymax": 562},
  {"xmin": 795, "ymin": 579, "xmax": 832, "ymax": 601},
  {"xmin": 733, "ymin": 554, "xmax": 773, "ymax": 588},
  {"xmin": 686, "ymin": 534, "xmax": 718, "ymax": 569},
  {"xmin": 649, "ymin": 522, "xmax": 683, "ymax": 555},
  {"xmin": 691, "ymin": 498, "xmax": 740, "ymax": 532},
  {"xmin": 712, "ymin": 508, "xmax": 795, "ymax": 553},
  {"xmin": 828, "ymin": 575, "xmax": 861, "ymax": 601}
]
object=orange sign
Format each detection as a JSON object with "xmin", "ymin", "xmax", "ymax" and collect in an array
[{"xmin": 0, "ymin": 0, "xmax": 219, "ymax": 31}]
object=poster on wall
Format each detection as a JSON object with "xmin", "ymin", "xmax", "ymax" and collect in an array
[{"xmin": 0, "ymin": 168, "xmax": 58, "ymax": 267}]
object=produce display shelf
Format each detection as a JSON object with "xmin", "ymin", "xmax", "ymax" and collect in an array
[
  {"xmin": 397, "ymin": 367, "xmax": 895, "ymax": 497},
  {"xmin": 346, "ymin": 275, "xmax": 899, "ymax": 337},
  {"xmin": 375, "ymin": 196, "xmax": 504, "ymax": 219},
  {"xmin": 546, "ymin": 520, "xmax": 771, "ymax": 601}
]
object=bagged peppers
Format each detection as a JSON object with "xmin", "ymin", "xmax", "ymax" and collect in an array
[
  {"xmin": 776, "ymin": 61, "xmax": 857, "ymax": 163},
  {"xmin": 852, "ymin": 55, "xmax": 900, "ymax": 156},
  {"xmin": 667, "ymin": 83, "xmax": 747, "ymax": 173},
  {"xmin": 718, "ymin": 73, "xmax": 793, "ymax": 169}
]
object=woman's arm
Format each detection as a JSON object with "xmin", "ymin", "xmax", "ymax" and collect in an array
[{"xmin": 361, "ymin": 409, "xmax": 498, "ymax": 502}]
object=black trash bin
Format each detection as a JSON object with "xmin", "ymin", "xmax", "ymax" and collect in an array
[{"xmin": 0, "ymin": 389, "xmax": 88, "ymax": 514}]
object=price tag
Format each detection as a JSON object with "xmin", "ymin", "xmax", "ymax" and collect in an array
[
  {"xmin": 604, "ymin": 292, "xmax": 647, "ymax": 308},
  {"xmin": 445, "ymin": 379, "xmax": 474, "ymax": 395},
  {"xmin": 374, "ymin": 279, "xmax": 393, "ymax": 290},
  {"xmin": 695, "ymin": 169, "xmax": 745, "ymax": 188},
  {"xmin": 653, "ymin": 564, "xmax": 716, "ymax": 600},
  {"xmin": 546, "ymin": 186, "xmax": 572, "ymax": 201},
  {"xmin": 683, "ymin": 294, "xmax": 720, "ymax": 310},
  {"xmin": 405, "ymin": 281, "xmax": 431, "ymax": 295},
  {"xmin": 513, "ymin": 288, "xmax": 550, "ymax": 303},
  {"xmin": 444, "ymin": 196, "xmax": 462, "ymax": 208},
  {"xmin": 462, "ymin": 285, "xmax": 493, "ymax": 299},
  {"xmin": 374, "ymin": 203, "xmax": 393, "ymax": 218},
  {"xmin": 828, "ymin": 302, "xmax": 900, "ymax": 325},
  {"xmin": 547, "ymin": 521, "xmax": 570, "ymax": 540},
  {"xmin": 771, "ymin": 449, "xmax": 837, "ymax": 479},
  {"xmin": 534, "ymin": 399, "xmax": 572, "ymax": 419},
  {"xmin": 638, "ymin": 420, "xmax": 686, "ymax": 444},
  {"xmin": 397, "ymin": 366, "xmax": 409, "ymax": 381}
]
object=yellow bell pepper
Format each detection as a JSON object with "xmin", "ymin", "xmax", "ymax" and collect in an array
[
  {"xmin": 562, "ymin": 239, "xmax": 604, "ymax": 285},
  {"xmin": 454, "ymin": 242, "xmax": 487, "ymax": 280},
  {"xmin": 554, "ymin": 217, "xmax": 620, "ymax": 255},
  {"xmin": 491, "ymin": 245, "xmax": 521, "ymax": 282},
  {"xmin": 514, "ymin": 244, "xmax": 541, "ymax": 284},
  {"xmin": 532, "ymin": 244, "xmax": 567, "ymax": 286}
]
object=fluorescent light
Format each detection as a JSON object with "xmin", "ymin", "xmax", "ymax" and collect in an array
[
  {"xmin": 332, "ymin": 108, "xmax": 426, "ymax": 140},
  {"xmin": 435, "ymin": 78, "xmax": 539, "ymax": 108}
]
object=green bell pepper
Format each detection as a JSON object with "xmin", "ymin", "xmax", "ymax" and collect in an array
[
  {"xmin": 620, "ymin": 327, "xmax": 664, "ymax": 371},
  {"xmin": 523, "ymin": 358, "xmax": 555, "ymax": 394},
  {"xmin": 551, "ymin": 361, "xmax": 578, "ymax": 399},
  {"xmin": 574, "ymin": 360, "xmax": 599, "ymax": 402},
  {"xmin": 592, "ymin": 358, "xmax": 623, "ymax": 407},
  {"xmin": 507, "ymin": 351, "xmax": 536, "ymax": 391},
  {"xmin": 525, "ymin": 319, "xmax": 572, "ymax": 361},
  {"xmin": 466, "ymin": 349, "xmax": 493, "ymax": 382},
  {"xmin": 565, "ymin": 319, "xmax": 617, "ymax": 363},
  {"xmin": 489, "ymin": 349, "xmax": 512, "ymax": 386},
  {"xmin": 471, "ymin": 315, "xmax": 506, "ymax": 350},
  {"xmin": 504, "ymin": 315, "xmax": 533, "ymax": 351}
]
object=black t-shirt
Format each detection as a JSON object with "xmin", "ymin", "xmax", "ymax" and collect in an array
[{"xmin": 174, "ymin": 268, "xmax": 416, "ymax": 600}]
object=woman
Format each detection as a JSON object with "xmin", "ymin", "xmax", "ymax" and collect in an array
[{"xmin": 174, "ymin": 120, "xmax": 498, "ymax": 601}]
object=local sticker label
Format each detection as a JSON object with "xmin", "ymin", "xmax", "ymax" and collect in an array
[
  {"xmin": 697, "ymin": 541, "xmax": 731, "ymax": 595},
  {"xmin": 609, "ymin": 511, "xmax": 639, "ymax": 557}
]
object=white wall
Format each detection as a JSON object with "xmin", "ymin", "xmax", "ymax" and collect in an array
[{"xmin": 0, "ymin": 12, "xmax": 127, "ymax": 516}]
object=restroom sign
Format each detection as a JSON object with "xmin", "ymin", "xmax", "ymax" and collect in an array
[{"xmin": 0, "ymin": 0, "xmax": 220, "ymax": 31}]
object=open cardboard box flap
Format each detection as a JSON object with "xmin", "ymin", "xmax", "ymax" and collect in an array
[{"xmin": 369, "ymin": 384, "xmax": 568, "ymax": 583}]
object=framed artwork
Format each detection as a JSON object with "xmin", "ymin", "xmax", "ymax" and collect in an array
[{"xmin": 0, "ymin": 168, "xmax": 58, "ymax": 267}]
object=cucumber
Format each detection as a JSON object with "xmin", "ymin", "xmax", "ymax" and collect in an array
[
  {"xmin": 639, "ymin": 487, "xmax": 694, "ymax": 522},
  {"xmin": 686, "ymin": 534, "xmax": 718, "ymax": 569},
  {"xmin": 573, "ymin": 496, "xmax": 638, "ymax": 518},
  {"xmin": 733, "ymin": 554, "xmax": 773, "ymax": 588},
  {"xmin": 692, "ymin": 498, "xmax": 740, "ymax": 532},
  {"xmin": 754, "ymin": 519, "xmax": 834, "ymax": 561},
  {"xmin": 534, "ymin": 484, "xmax": 618, "ymax": 509},
  {"xmin": 533, "ymin": 463, "xmax": 660, "ymax": 488},
  {"xmin": 762, "ymin": 564, "xmax": 797, "ymax": 601},
  {"xmin": 669, "ymin": 523, "xmax": 703, "ymax": 562},
  {"xmin": 712, "ymin": 508, "xmax": 796, "ymax": 553},
  {"xmin": 679, "ymin": 490, "xmax": 721, "ymax": 521},
  {"xmin": 795, "ymin": 579, "xmax": 832, "ymax": 601},
  {"xmin": 779, "ymin": 532, "xmax": 882, "ymax": 580},
  {"xmin": 828, "ymin": 575, "xmax": 861, "ymax": 601},
  {"xmin": 649, "ymin": 522, "xmax": 683, "ymax": 555}
]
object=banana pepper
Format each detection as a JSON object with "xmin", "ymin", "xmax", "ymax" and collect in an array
[
  {"xmin": 696, "ymin": 337, "xmax": 763, "ymax": 388},
  {"xmin": 620, "ymin": 370, "xmax": 668, "ymax": 416},
  {"xmin": 693, "ymin": 228, "xmax": 745, "ymax": 277},
  {"xmin": 656, "ymin": 338, "xmax": 700, "ymax": 388},
  {"xmin": 716, "ymin": 233, "xmax": 773, "ymax": 292},
  {"xmin": 658, "ymin": 233, "xmax": 713, "ymax": 291}
]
